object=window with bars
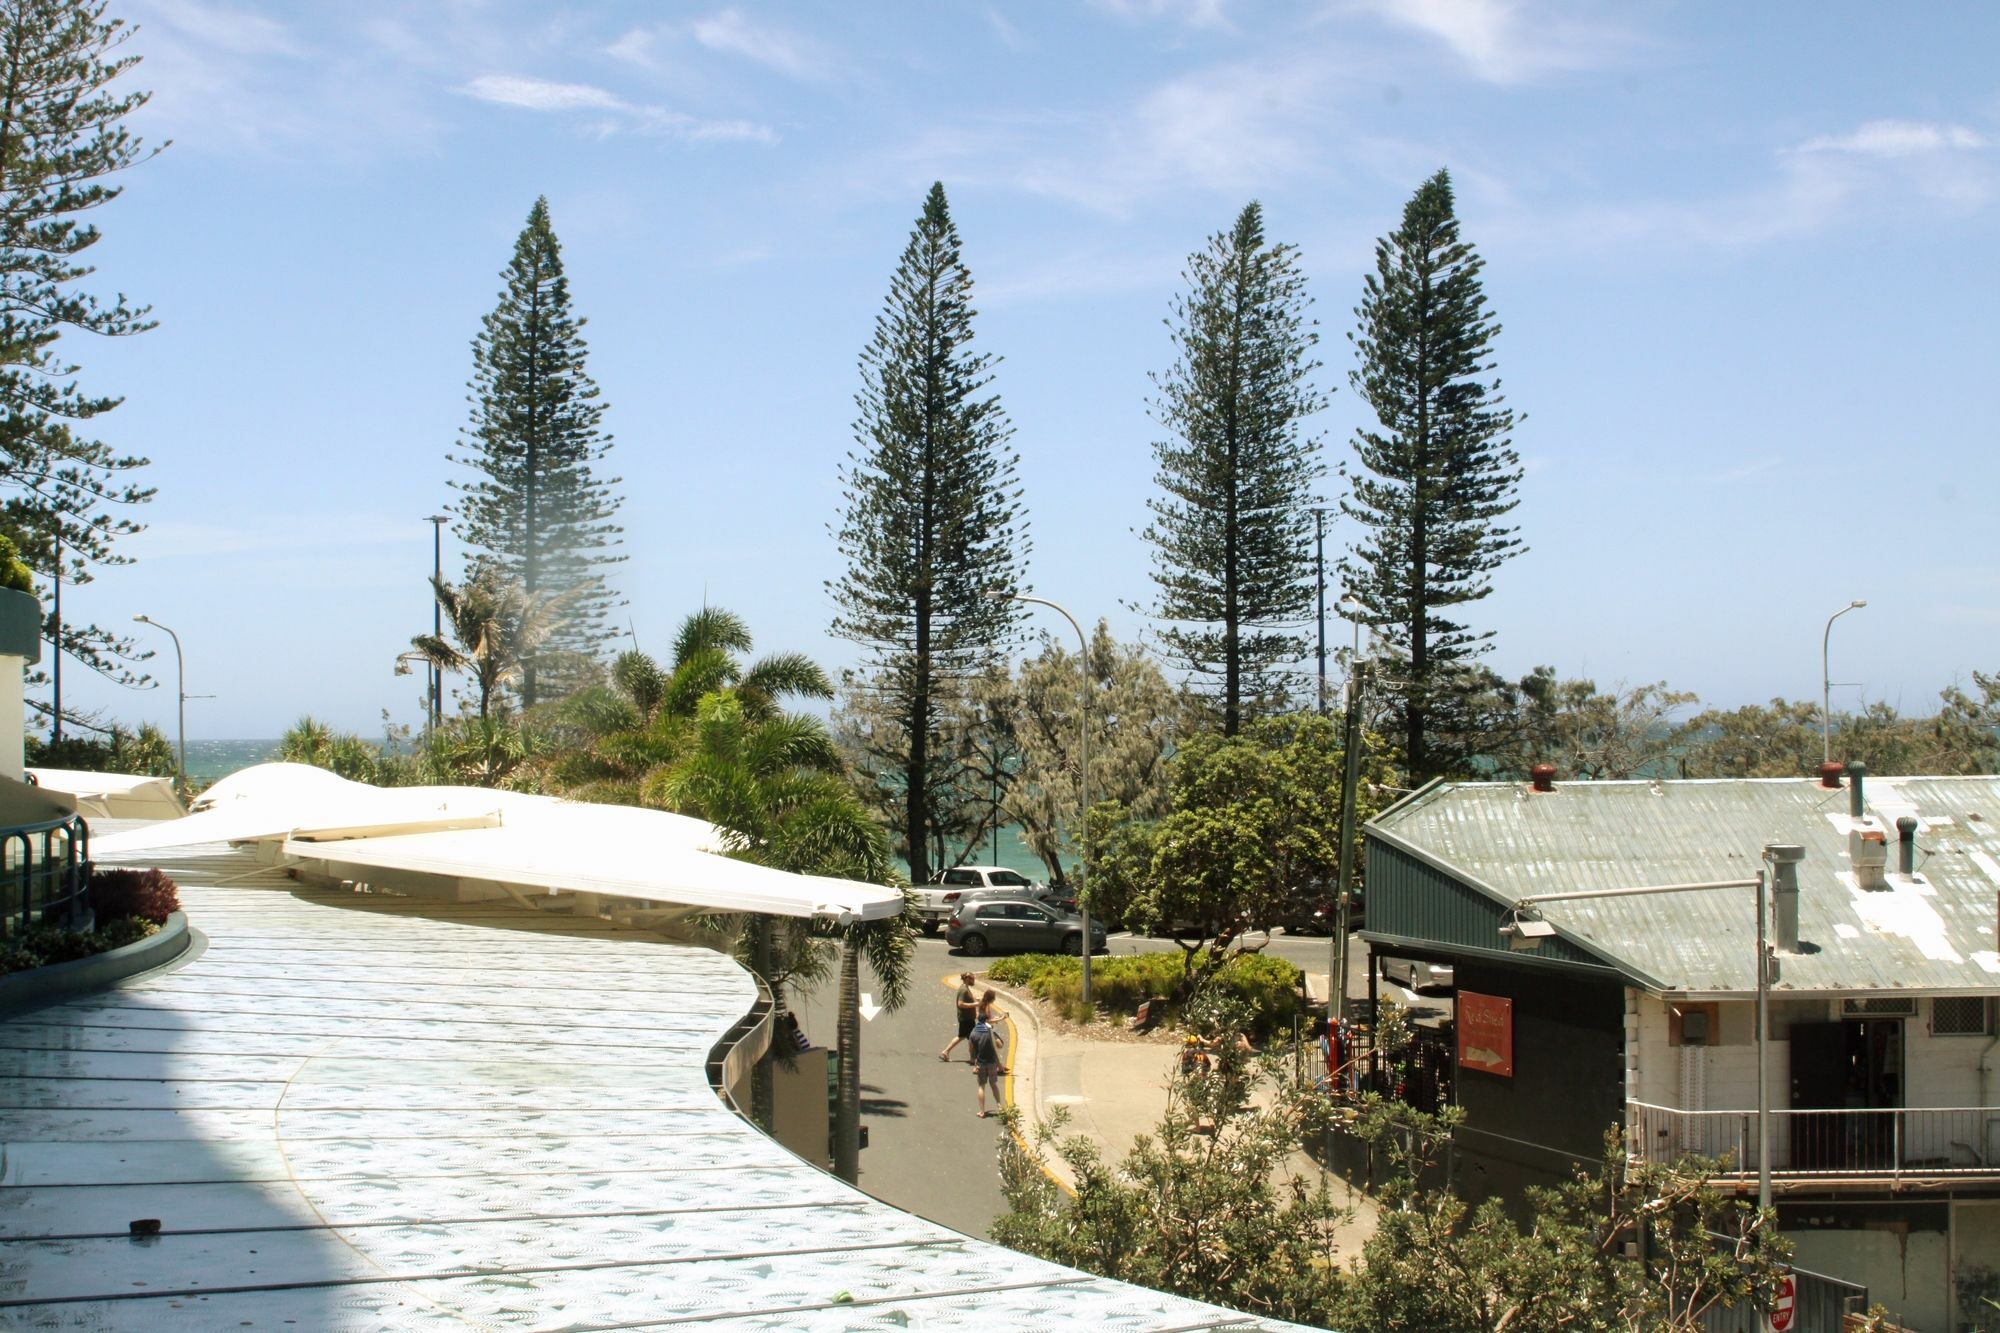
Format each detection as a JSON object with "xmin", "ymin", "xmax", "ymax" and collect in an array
[
  {"xmin": 1842, "ymin": 997, "xmax": 1916, "ymax": 1018},
  {"xmin": 1932, "ymin": 996, "xmax": 1992, "ymax": 1036}
]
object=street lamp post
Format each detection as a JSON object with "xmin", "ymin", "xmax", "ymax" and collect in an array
[
  {"xmin": 989, "ymin": 590, "xmax": 1094, "ymax": 1006},
  {"xmin": 1311, "ymin": 507, "xmax": 1334, "ymax": 716},
  {"xmin": 427, "ymin": 515, "xmax": 448, "ymax": 732},
  {"xmin": 1499, "ymin": 842, "xmax": 1806, "ymax": 1214},
  {"xmin": 131, "ymin": 614, "xmax": 187, "ymax": 791},
  {"xmin": 1821, "ymin": 600, "xmax": 1867, "ymax": 765},
  {"xmin": 1331, "ymin": 597, "xmax": 1365, "ymax": 1026}
]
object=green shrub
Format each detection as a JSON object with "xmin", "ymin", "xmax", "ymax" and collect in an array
[
  {"xmin": 989, "ymin": 949, "xmax": 1304, "ymax": 1039},
  {"xmin": 0, "ymin": 917, "xmax": 161, "ymax": 976}
]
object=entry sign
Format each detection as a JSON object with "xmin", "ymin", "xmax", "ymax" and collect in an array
[
  {"xmin": 1457, "ymin": 991, "xmax": 1513, "ymax": 1077},
  {"xmin": 1767, "ymin": 1271, "xmax": 1795, "ymax": 1332}
]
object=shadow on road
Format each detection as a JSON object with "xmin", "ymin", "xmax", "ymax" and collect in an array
[{"xmin": 860, "ymin": 1082, "xmax": 909, "ymax": 1117}]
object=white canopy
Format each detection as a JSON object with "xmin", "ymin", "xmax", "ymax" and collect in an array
[
  {"xmin": 29, "ymin": 768, "xmax": 187, "ymax": 820},
  {"xmin": 92, "ymin": 763, "xmax": 903, "ymax": 923}
]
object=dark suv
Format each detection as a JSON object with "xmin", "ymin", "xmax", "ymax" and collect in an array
[{"xmin": 947, "ymin": 899, "xmax": 1108, "ymax": 957}]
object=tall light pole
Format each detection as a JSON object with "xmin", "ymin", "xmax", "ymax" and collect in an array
[
  {"xmin": 1820, "ymin": 600, "xmax": 1866, "ymax": 765},
  {"xmin": 1311, "ymin": 506, "xmax": 1334, "ymax": 716},
  {"xmin": 989, "ymin": 590, "xmax": 1094, "ymax": 1006},
  {"xmin": 426, "ymin": 515, "xmax": 448, "ymax": 732},
  {"xmin": 1332, "ymin": 596, "xmax": 1365, "ymax": 1026},
  {"xmin": 132, "ymin": 614, "xmax": 186, "ymax": 791},
  {"xmin": 1501, "ymin": 843, "xmax": 1805, "ymax": 1214}
]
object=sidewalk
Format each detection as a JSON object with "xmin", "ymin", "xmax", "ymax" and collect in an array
[{"xmin": 985, "ymin": 974, "xmax": 1381, "ymax": 1257}]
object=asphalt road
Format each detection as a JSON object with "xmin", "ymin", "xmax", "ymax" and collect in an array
[{"xmin": 781, "ymin": 927, "xmax": 1419, "ymax": 1240}]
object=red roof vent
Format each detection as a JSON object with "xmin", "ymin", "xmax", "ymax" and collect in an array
[
  {"xmin": 1818, "ymin": 761, "xmax": 1845, "ymax": 789},
  {"xmin": 1530, "ymin": 764, "xmax": 1557, "ymax": 793}
]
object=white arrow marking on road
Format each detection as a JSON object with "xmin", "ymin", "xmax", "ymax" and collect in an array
[{"xmin": 859, "ymin": 993, "xmax": 883, "ymax": 1021}]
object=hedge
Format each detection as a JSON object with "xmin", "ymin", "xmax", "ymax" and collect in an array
[{"xmin": 986, "ymin": 949, "xmax": 1303, "ymax": 1037}]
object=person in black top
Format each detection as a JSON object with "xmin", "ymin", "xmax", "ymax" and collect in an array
[{"xmin": 938, "ymin": 972, "xmax": 979, "ymax": 1062}]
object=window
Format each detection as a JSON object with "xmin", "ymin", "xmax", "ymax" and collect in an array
[
  {"xmin": 990, "ymin": 871, "xmax": 1033, "ymax": 887},
  {"xmin": 1843, "ymin": 997, "xmax": 1916, "ymax": 1018},
  {"xmin": 943, "ymin": 869, "xmax": 976, "ymax": 886},
  {"xmin": 1669, "ymin": 1002, "xmax": 1719, "ymax": 1047},
  {"xmin": 1933, "ymin": 997, "xmax": 1993, "ymax": 1036}
]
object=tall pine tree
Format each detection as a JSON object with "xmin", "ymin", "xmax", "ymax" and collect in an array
[
  {"xmin": 1143, "ymin": 201, "xmax": 1325, "ymax": 736},
  {"xmin": 0, "ymin": 1, "xmax": 160, "ymax": 721},
  {"xmin": 449, "ymin": 197, "xmax": 622, "ymax": 708},
  {"xmin": 830, "ymin": 182, "xmax": 1025, "ymax": 889},
  {"xmin": 1339, "ymin": 169, "xmax": 1522, "ymax": 779}
]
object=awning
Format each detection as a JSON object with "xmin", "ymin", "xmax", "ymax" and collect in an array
[
  {"xmin": 92, "ymin": 763, "xmax": 904, "ymax": 923},
  {"xmin": 27, "ymin": 769, "xmax": 185, "ymax": 821}
]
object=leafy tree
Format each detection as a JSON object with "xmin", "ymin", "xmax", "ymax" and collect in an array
[
  {"xmin": 0, "ymin": 530, "xmax": 34, "ymax": 592},
  {"xmin": 995, "ymin": 1011, "xmax": 1350, "ymax": 1328},
  {"xmin": 0, "ymin": 1, "xmax": 161, "ymax": 720},
  {"xmin": 1340, "ymin": 169, "xmax": 1523, "ymax": 780},
  {"xmin": 449, "ymin": 196, "xmax": 623, "ymax": 706},
  {"xmin": 996, "ymin": 622, "xmax": 1186, "ymax": 887},
  {"xmin": 1144, "ymin": 201, "xmax": 1326, "ymax": 736},
  {"xmin": 1093, "ymin": 712, "xmax": 1396, "ymax": 999},
  {"xmin": 26, "ymin": 719, "xmax": 173, "ymax": 776},
  {"xmin": 1339, "ymin": 1103, "xmax": 1789, "ymax": 1332},
  {"xmin": 1674, "ymin": 698, "xmax": 1824, "ymax": 778},
  {"xmin": 832, "ymin": 666, "xmax": 1006, "ymax": 877},
  {"xmin": 829, "ymin": 181, "xmax": 1025, "ymax": 889},
  {"xmin": 1496, "ymin": 671, "xmax": 1699, "ymax": 781}
]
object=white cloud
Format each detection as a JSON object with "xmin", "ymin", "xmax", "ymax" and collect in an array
[
  {"xmin": 1796, "ymin": 119, "xmax": 1989, "ymax": 158},
  {"xmin": 455, "ymin": 73, "xmax": 776, "ymax": 143},
  {"xmin": 1350, "ymin": 0, "xmax": 1628, "ymax": 85},
  {"xmin": 460, "ymin": 74, "xmax": 625, "ymax": 113},
  {"xmin": 689, "ymin": 9, "xmax": 828, "ymax": 81},
  {"xmin": 145, "ymin": 0, "xmax": 300, "ymax": 59}
]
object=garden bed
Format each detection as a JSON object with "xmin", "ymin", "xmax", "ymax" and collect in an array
[{"xmin": 986, "ymin": 948, "xmax": 1303, "ymax": 1039}]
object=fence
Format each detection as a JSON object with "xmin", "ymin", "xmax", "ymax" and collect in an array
[
  {"xmin": 1631, "ymin": 1100, "xmax": 2000, "ymax": 1178},
  {"xmin": 1, "ymin": 812, "xmax": 90, "ymax": 935}
]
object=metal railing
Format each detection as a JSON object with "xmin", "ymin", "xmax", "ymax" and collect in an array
[
  {"xmin": 1631, "ymin": 1100, "xmax": 2000, "ymax": 1179},
  {"xmin": 1, "ymin": 812, "xmax": 91, "ymax": 936}
]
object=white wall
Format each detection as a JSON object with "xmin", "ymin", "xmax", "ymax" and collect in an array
[{"xmin": 0, "ymin": 653, "xmax": 23, "ymax": 782}]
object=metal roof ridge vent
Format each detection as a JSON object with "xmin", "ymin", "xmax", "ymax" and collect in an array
[
  {"xmin": 1845, "ymin": 761, "xmax": 1867, "ymax": 818},
  {"xmin": 1896, "ymin": 815, "xmax": 1920, "ymax": 877},
  {"xmin": 1530, "ymin": 763, "xmax": 1557, "ymax": 794}
]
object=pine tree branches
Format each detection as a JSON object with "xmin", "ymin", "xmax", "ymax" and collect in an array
[
  {"xmin": 449, "ymin": 196, "xmax": 623, "ymax": 707},
  {"xmin": 1144, "ymin": 201, "xmax": 1326, "ymax": 736},
  {"xmin": 0, "ymin": 0, "xmax": 161, "ymax": 706},
  {"xmin": 829, "ymin": 182, "xmax": 1026, "ymax": 885},
  {"xmin": 1338, "ymin": 170, "xmax": 1522, "ymax": 778}
]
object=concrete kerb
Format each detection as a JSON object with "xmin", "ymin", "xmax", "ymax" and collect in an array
[{"xmin": 941, "ymin": 970, "xmax": 1077, "ymax": 1197}]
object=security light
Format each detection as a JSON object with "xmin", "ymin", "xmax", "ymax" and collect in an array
[{"xmin": 1499, "ymin": 915, "xmax": 1557, "ymax": 950}]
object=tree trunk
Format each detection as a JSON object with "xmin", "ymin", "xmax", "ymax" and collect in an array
[{"xmin": 833, "ymin": 937, "xmax": 862, "ymax": 1182}]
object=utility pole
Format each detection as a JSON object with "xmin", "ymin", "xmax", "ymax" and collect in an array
[
  {"xmin": 49, "ymin": 536, "xmax": 60, "ymax": 744},
  {"xmin": 1312, "ymin": 508, "xmax": 1330, "ymax": 716},
  {"xmin": 1332, "ymin": 656, "xmax": 1365, "ymax": 1025},
  {"xmin": 427, "ymin": 515, "xmax": 448, "ymax": 731}
]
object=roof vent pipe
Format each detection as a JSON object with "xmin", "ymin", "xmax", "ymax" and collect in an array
[
  {"xmin": 1818, "ymin": 762, "xmax": 1845, "ymax": 789},
  {"xmin": 1766, "ymin": 843, "xmax": 1806, "ymax": 954},
  {"xmin": 1845, "ymin": 761, "xmax": 1867, "ymax": 818},
  {"xmin": 1530, "ymin": 764, "xmax": 1556, "ymax": 793},
  {"xmin": 1897, "ymin": 816, "xmax": 1919, "ymax": 875}
]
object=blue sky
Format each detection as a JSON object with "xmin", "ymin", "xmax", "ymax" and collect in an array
[{"xmin": 51, "ymin": 0, "xmax": 2000, "ymax": 739}]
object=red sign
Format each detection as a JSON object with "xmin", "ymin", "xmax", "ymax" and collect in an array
[
  {"xmin": 1457, "ymin": 991, "xmax": 1513, "ymax": 1077},
  {"xmin": 1767, "ymin": 1272, "xmax": 1795, "ymax": 1331}
]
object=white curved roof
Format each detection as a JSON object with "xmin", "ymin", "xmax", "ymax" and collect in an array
[{"xmin": 89, "ymin": 763, "xmax": 904, "ymax": 923}]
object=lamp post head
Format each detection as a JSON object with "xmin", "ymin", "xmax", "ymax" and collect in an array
[
  {"xmin": 1850, "ymin": 599, "xmax": 1867, "ymax": 609},
  {"xmin": 133, "ymin": 613, "xmax": 150, "ymax": 625}
]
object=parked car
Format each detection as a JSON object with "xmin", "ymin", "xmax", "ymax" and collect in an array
[
  {"xmin": 1379, "ymin": 956, "xmax": 1454, "ymax": 993},
  {"xmin": 911, "ymin": 865, "xmax": 1044, "ymax": 935},
  {"xmin": 946, "ymin": 898, "xmax": 1108, "ymax": 957}
]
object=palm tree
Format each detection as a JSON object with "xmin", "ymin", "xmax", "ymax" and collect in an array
[{"xmin": 403, "ymin": 568, "xmax": 569, "ymax": 720}]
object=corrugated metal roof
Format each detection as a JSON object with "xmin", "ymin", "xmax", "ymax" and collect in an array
[{"xmin": 1369, "ymin": 775, "xmax": 2000, "ymax": 996}]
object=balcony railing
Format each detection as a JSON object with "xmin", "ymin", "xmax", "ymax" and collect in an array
[
  {"xmin": 1, "ymin": 812, "xmax": 91, "ymax": 935},
  {"xmin": 1629, "ymin": 1100, "xmax": 2000, "ymax": 1180}
]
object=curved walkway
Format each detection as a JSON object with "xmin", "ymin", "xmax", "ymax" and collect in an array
[{"xmin": 0, "ymin": 846, "xmax": 1301, "ymax": 1330}]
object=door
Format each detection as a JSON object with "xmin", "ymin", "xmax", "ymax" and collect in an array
[
  {"xmin": 1790, "ymin": 1022, "xmax": 1847, "ymax": 1170},
  {"xmin": 1018, "ymin": 905, "xmax": 1062, "ymax": 951}
]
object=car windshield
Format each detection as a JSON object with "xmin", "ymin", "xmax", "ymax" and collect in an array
[{"xmin": 989, "ymin": 871, "xmax": 1033, "ymax": 887}]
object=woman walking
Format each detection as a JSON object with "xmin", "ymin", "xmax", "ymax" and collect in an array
[
  {"xmin": 969, "ymin": 1011, "xmax": 1007, "ymax": 1118},
  {"xmin": 939, "ymin": 972, "xmax": 979, "ymax": 1062}
]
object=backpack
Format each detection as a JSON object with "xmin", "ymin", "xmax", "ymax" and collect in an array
[{"xmin": 969, "ymin": 1021, "xmax": 997, "ymax": 1065}]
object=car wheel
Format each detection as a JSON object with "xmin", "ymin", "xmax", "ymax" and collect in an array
[
  {"xmin": 1059, "ymin": 934, "xmax": 1082, "ymax": 956},
  {"xmin": 960, "ymin": 932, "xmax": 988, "ymax": 957}
]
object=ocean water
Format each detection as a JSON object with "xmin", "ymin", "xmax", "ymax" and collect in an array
[{"xmin": 184, "ymin": 740, "xmax": 282, "ymax": 784}]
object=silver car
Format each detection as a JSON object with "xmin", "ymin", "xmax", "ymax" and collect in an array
[
  {"xmin": 947, "ymin": 899, "xmax": 1108, "ymax": 957},
  {"xmin": 1379, "ymin": 956, "xmax": 1455, "ymax": 993}
]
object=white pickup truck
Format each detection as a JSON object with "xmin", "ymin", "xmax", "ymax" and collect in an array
[{"xmin": 912, "ymin": 865, "xmax": 1042, "ymax": 935}]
